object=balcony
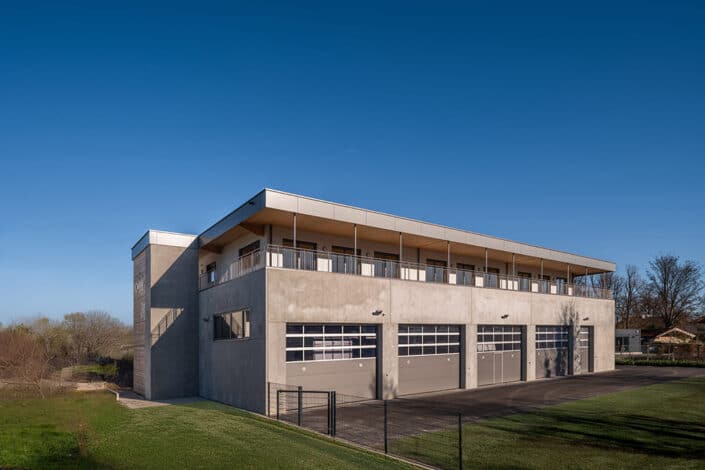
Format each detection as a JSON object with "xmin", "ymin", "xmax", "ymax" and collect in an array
[{"xmin": 199, "ymin": 244, "xmax": 613, "ymax": 300}]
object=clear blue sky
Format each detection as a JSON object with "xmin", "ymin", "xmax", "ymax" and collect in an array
[{"xmin": 1, "ymin": 2, "xmax": 704, "ymax": 325}]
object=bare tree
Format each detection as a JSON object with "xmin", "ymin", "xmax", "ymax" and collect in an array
[
  {"xmin": 615, "ymin": 265, "xmax": 643, "ymax": 328},
  {"xmin": 646, "ymin": 255, "xmax": 703, "ymax": 329},
  {"xmin": 0, "ymin": 327, "xmax": 54, "ymax": 397},
  {"xmin": 62, "ymin": 311, "xmax": 130, "ymax": 364}
]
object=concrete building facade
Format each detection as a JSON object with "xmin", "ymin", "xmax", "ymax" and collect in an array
[{"xmin": 132, "ymin": 189, "xmax": 616, "ymax": 413}]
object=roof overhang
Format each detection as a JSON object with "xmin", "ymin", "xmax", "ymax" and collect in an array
[
  {"xmin": 131, "ymin": 230, "xmax": 197, "ymax": 260},
  {"xmin": 198, "ymin": 189, "xmax": 617, "ymax": 272}
]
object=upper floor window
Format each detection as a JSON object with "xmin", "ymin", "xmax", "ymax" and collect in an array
[
  {"xmin": 206, "ymin": 262, "xmax": 217, "ymax": 285},
  {"xmin": 214, "ymin": 309, "xmax": 251, "ymax": 341}
]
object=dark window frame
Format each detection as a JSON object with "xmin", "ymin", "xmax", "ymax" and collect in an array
[{"xmin": 213, "ymin": 309, "xmax": 251, "ymax": 341}]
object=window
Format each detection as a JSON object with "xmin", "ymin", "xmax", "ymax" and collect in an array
[
  {"xmin": 282, "ymin": 239, "xmax": 317, "ymax": 270},
  {"xmin": 477, "ymin": 325, "xmax": 522, "ymax": 352},
  {"xmin": 535, "ymin": 326, "xmax": 569, "ymax": 350},
  {"xmin": 285, "ymin": 324, "xmax": 377, "ymax": 362},
  {"xmin": 518, "ymin": 271, "xmax": 531, "ymax": 291},
  {"xmin": 206, "ymin": 262, "xmax": 217, "ymax": 285},
  {"xmin": 239, "ymin": 240, "xmax": 260, "ymax": 257},
  {"xmin": 239, "ymin": 241, "xmax": 261, "ymax": 271},
  {"xmin": 485, "ymin": 267, "xmax": 500, "ymax": 288},
  {"xmin": 555, "ymin": 277, "xmax": 567, "ymax": 295},
  {"xmin": 373, "ymin": 252, "xmax": 399, "ymax": 278},
  {"xmin": 331, "ymin": 246, "xmax": 361, "ymax": 274},
  {"xmin": 426, "ymin": 259, "xmax": 447, "ymax": 283},
  {"xmin": 539, "ymin": 275, "xmax": 550, "ymax": 293},
  {"xmin": 457, "ymin": 263, "xmax": 475, "ymax": 286},
  {"xmin": 213, "ymin": 310, "xmax": 251, "ymax": 341},
  {"xmin": 398, "ymin": 324, "xmax": 461, "ymax": 356}
]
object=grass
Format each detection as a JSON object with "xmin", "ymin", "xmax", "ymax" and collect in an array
[
  {"xmin": 392, "ymin": 376, "xmax": 705, "ymax": 469},
  {"xmin": 0, "ymin": 392, "xmax": 412, "ymax": 469}
]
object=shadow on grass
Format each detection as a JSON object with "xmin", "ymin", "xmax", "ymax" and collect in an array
[{"xmin": 485, "ymin": 411, "xmax": 705, "ymax": 459}]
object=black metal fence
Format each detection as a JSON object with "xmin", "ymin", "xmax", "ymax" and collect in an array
[{"xmin": 268, "ymin": 382, "xmax": 464, "ymax": 470}]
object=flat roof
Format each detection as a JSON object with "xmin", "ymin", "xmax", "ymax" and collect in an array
[{"xmin": 198, "ymin": 189, "xmax": 616, "ymax": 272}]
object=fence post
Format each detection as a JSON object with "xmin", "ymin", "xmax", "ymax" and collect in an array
[
  {"xmin": 383, "ymin": 400, "xmax": 388, "ymax": 454},
  {"xmin": 331, "ymin": 391, "xmax": 337, "ymax": 437},
  {"xmin": 458, "ymin": 412, "xmax": 463, "ymax": 470},
  {"xmin": 327, "ymin": 391, "xmax": 332, "ymax": 436},
  {"xmin": 276, "ymin": 390, "xmax": 280, "ymax": 421},
  {"xmin": 297, "ymin": 386, "xmax": 303, "ymax": 426}
]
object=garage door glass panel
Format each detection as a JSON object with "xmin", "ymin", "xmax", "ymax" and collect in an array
[
  {"xmin": 398, "ymin": 324, "xmax": 461, "ymax": 356},
  {"xmin": 285, "ymin": 324, "xmax": 377, "ymax": 362}
]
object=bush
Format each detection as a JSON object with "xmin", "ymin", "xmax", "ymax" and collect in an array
[{"xmin": 616, "ymin": 357, "xmax": 705, "ymax": 368}]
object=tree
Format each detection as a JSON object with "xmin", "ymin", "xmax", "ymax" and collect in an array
[
  {"xmin": 615, "ymin": 265, "xmax": 643, "ymax": 328},
  {"xmin": 0, "ymin": 327, "xmax": 54, "ymax": 397},
  {"xmin": 62, "ymin": 311, "xmax": 129, "ymax": 364},
  {"xmin": 645, "ymin": 255, "xmax": 703, "ymax": 329}
]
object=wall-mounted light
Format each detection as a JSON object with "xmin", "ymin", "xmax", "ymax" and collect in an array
[
  {"xmin": 501, "ymin": 314, "xmax": 509, "ymax": 319},
  {"xmin": 583, "ymin": 317, "xmax": 589, "ymax": 321},
  {"xmin": 372, "ymin": 310, "xmax": 384, "ymax": 316}
]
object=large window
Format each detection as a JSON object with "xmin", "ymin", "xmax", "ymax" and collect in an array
[
  {"xmin": 477, "ymin": 325, "xmax": 522, "ymax": 352},
  {"xmin": 285, "ymin": 324, "xmax": 377, "ymax": 362},
  {"xmin": 398, "ymin": 324, "xmax": 461, "ymax": 356},
  {"xmin": 536, "ymin": 326, "xmax": 569, "ymax": 350},
  {"xmin": 213, "ymin": 310, "xmax": 251, "ymax": 341},
  {"xmin": 456, "ymin": 263, "xmax": 475, "ymax": 286}
]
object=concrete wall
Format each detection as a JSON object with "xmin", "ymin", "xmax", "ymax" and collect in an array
[
  {"xmin": 198, "ymin": 269, "xmax": 267, "ymax": 413},
  {"xmin": 132, "ymin": 249, "xmax": 149, "ymax": 396},
  {"xmin": 265, "ymin": 267, "xmax": 615, "ymax": 398},
  {"xmin": 148, "ymin": 243, "xmax": 199, "ymax": 399}
]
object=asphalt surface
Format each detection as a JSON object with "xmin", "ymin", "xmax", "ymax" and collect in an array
[{"xmin": 288, "ymin": 366, "xmax": 705, "ymax": 450}]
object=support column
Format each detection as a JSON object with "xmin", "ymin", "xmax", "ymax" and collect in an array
[
  {"xmin": 526, "ymin": 324, "xmax": 536, "ymax": 381},
  {"xmin": 293, "ymin": 213, "xmax": 297, "ymax": 247},
  {"xmin": 353, "ymin": 224, "xmax": 357, "ymax": 254},
  {"xmin": 484, "ymin": 248, "xmax": 488, "ymax": 272},
  {"xmin": 465, "ymin": 323, "xmax": 477, "ymax": 389},
  {"xmin": 399, "ymin": 233, "xmax": 403, "ymax": 261}
]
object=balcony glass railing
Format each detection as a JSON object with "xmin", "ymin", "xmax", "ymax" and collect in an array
[{"xmin": 199, "ymin": 244, "xmax": 613, "ymax": 300}]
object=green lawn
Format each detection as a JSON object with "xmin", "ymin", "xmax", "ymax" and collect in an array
[
  {"xmin": 0, "ymin": 392, "xmax": 412, "ymax": 469},
  {"xmin": 392, "ymin": 376, "xmax": 705, "ymax": 469}
]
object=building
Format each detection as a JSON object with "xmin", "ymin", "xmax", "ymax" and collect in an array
[
  {"xmin": 615, "ymin": 329, "xmax": 641, "ymax": 353},
  {"xmin": 131, "ymin": 189, "xmax": 616, "ymax": 413}
]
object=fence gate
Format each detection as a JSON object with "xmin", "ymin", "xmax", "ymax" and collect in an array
[{"xmin": 274, "ymin": 386, "xmax": 336, "ymax": 436}]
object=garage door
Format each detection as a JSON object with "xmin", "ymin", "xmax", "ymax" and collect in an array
[
  {"xmin": 285, "ymin": 324, "xmax": 378, "ymax": 398},
  {"xmin": 397, "ymin": 325, "xmax": 461, "ymax": 395},
  {"xmin": 574, "ymin": 326, "xmax": 594, "ymax": 375},
  {"xmin": 477, "ymin": 325, "xmax": 523, "ymax": 386},
  {"xmin": 535, "ymin": 325, "xmax": 569, "ymax": 378}
]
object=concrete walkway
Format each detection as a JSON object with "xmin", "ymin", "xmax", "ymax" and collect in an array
[{"xmin": 117, "ymin": 391, "xmax": 203, "ymax": 409}]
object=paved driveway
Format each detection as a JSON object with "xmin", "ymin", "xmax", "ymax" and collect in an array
[{"xmin": 327, "ymin": 366, "xmax": 705, "ymax": 450}]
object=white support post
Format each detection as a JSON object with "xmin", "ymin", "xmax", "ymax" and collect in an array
[
  {"xmin": 353, "ymin": 224, "xmax": 357, "ymax": 254},
  {"xmin": 293, "ymin": 213, "xmax": 297, "ymax": 248},
  {"xmin": 485, "ymin": 248, "xmax": 488, "ymax": 273}
]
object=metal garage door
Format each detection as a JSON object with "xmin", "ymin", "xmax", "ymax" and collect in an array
[
  {"xmin": 574, "ymin": 326, "xmax": 594, "ymax": 375},
  {"xmin": 477, "ymin": 325, "xmax": 523, "ymax": 386},
  {"xmin": 397, "ymin": 325, "xmax": 461, "ymax": 395},
  {"xmin": 535, "ymin": 326, "xmax": 569, "ymax": 378},
  {"xmin": 285, "ymin": 324, "xmax": 378, "ymax": 398}
]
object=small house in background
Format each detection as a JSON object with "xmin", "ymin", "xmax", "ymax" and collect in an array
[
  {"xmin": 615, "ymin": 329, "xmax": 641, "ymax": 354},
  {"xmin": 654, "ymin": 328, "xmax": 696, "ymax": 345}
]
